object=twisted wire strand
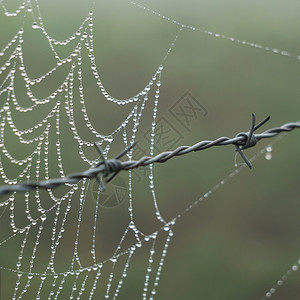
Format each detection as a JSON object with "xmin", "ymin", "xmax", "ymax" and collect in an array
[
  {"xmin": 0, "ymin": 117, "xmax": 299, "ymax": 197},
  {"xmin": 122, "ymin": 120, "xmax": 300, "ymax": 169}
]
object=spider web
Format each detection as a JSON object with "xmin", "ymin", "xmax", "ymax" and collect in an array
[{"xmin": 0, "ymin": 0, "xmax": 299, "ymax": 299}]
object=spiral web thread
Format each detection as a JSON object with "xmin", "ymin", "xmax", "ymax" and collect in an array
[{"xmin": 0, "ymin": 1, "xmax": 299, "ymax": 299}]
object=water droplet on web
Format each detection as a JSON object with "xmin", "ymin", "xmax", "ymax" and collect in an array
[
  {"xmin": 282, "ymin": 275, "xmax": 288, "ymax": 280},
  {"xmin": 163, "ymin": 224, "xmax": 170, "ymax": 231},
  {"xmin": 110, "ymin": 257, "xmax": 117, "ymax": 263},
  {"xmin": 292, "ymin": 265, "xmax": 298, "ymax": 271},
  {"xmin": 129, "ymin": 221, "xmax": 135, "ymax": 229},
  {"xmin": 265, "ymin": 145, "xmax": 272, "ymax": 160},
  {"xmin": 265, "ymin": 152, "xmax": 272, "ymax": 160},
  {"xmin": 32, "ymin": 22, "xmax": 39, "ymax": 29}
]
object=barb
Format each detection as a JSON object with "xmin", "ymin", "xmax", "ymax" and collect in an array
[
  {"xmin": 93, "ymin": 142, "xmax": 136, "ymax": 191},
  {"xmin": 234, "ymin": 113, "xmax": 270, "ymax": 169},
  {"xmin": 0, "ymin": 115, "xmax": 299, "ymax": 197}
]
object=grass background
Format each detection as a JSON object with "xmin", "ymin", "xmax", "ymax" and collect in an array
[{"xmin": 0, "ymin": 0, "xmax": 300, "ymax": 299}]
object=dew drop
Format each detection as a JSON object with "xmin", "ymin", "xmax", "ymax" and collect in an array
[
  {"xmin": 32, "ymin": 22, "xmax": 39, "ymax": 29},
  {"xmin": 265, "ymin": 145, "xmax": 273, "ymax": 160},
  {"xmin": 265, "ymin": 152, "xmax": 272, "ymax": 160},
  {"xmin": 129, "ymin": 221, "xmax": 135, "ymax": 229},
  {"xmin": 292, "ymin": 265, "xmax": 298, "ymax": 271},
  {"xmin": 266, "ymin": 146, "xmax": 272, "ymax": 152}
]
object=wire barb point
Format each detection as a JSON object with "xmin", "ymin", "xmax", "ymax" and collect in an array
[
  {"xmin": 93, "ymin": 142, "xmax": 136, "ymax": 190},
  {"xmin": 235, "ymin": 114, "xmax": 270, "ymax": 169}
]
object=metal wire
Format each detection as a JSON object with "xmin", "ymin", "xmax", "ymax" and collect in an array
[{"xmin": 0, "ymin": 114, "xmax": 299, "ymax": 197}]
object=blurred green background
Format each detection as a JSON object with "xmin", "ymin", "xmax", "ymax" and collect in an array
[{"xmin": 0, "ymin": 0, "xmax": 300, "ymax": 299}]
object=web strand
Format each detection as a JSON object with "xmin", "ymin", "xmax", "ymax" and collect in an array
[{"xmin": 130, "ymin": 1, "xmax": 300, "ymax": 62}]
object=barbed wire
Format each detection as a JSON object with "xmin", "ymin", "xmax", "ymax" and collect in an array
[{"xmin": 0, "ymin": 114, "xmax": 299, "ymax": 197}]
